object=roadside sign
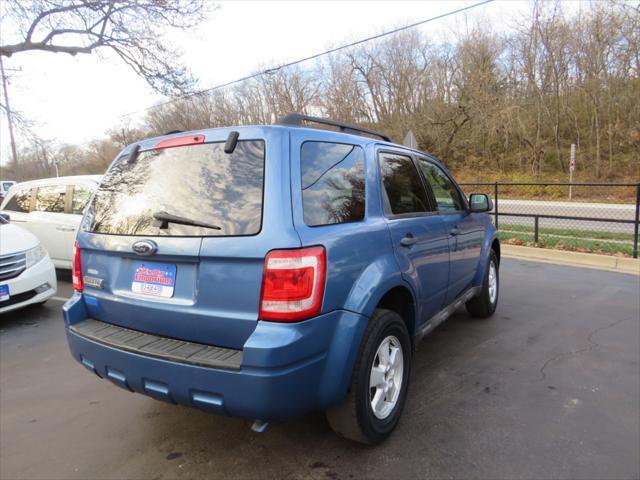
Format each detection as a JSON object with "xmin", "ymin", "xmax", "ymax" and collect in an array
[
  {"xmin": 569, "ymin": 143, "xmax": 576, "ymax": 200},
  {"xmin": 570, "ymin": 144, "xmax": 576, "ymax": 172},
  {"xmin": 403, "ymin": 130, "xmax": 418, "ymax": 149}
]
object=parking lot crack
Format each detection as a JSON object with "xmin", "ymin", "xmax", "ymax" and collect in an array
[{"xmin": 538, "ymin": 317, "xmax": 631, "ymax": 381}]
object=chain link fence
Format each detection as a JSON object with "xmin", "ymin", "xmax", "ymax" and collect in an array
[{"xmin": 459, "ymin": 182, "xmax": 640, "ymax": 258}]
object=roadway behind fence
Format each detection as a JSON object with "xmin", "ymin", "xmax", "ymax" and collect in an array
[{"xmin": 458, "ymin": 182, "xmax": 640, "ymax": 258}]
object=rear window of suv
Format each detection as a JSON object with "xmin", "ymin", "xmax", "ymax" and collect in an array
[{"xmin": 84, "ymin": 140, "xmax": 265, "ymax": 236}]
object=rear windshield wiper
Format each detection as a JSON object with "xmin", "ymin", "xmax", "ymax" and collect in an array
[{"xmin": 153, "ymin": 211, "xmax": 221, "ymax": 230}]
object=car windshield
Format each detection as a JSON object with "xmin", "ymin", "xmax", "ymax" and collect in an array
[{"xmin": 83, "ymin": 140, "xmax": 265, "ymax": 237}]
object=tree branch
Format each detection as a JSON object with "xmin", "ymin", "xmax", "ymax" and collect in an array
[{"xmin": 25, "ymin": 2, "xmax": 88, "ymax": 43}]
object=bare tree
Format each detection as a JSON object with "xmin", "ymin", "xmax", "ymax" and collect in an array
[
  {"xmin": 319, "ymin": 54, "xmax": 372, "ymax": 124},
  {"xmin": 0, "ymin": 0, "xmax": 211, "ymax": 95}
]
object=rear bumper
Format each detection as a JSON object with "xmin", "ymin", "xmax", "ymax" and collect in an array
[{"xmin": 63, "ymin": 293, "xmax": 368, "ymax": 421}]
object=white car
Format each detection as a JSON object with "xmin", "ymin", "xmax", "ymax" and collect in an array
[
  {"xmin": 0, "ymin": 215, "xmax": 57, "ymax": 314},
  {"xmin": 0, "ymin": 175, "xmax": 101, "ymax": 269}
]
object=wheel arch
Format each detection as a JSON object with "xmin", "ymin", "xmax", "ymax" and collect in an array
[
  {"xmin": 473, "ymin": 227, "xmax": 500, "ymax": 287},
  {"xmin": 491, "ymin": 237, "xmax": 501, "ymax": 266},
  {"xmin": 342, "ymin": 252, "xmax": 419, "ymax": 338},
  {"xmin": 376, "ymin": 286, "xmax": 417, "ymax": 339}
]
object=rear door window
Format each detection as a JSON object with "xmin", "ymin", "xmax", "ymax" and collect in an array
[
  {"xmin": 84, "ymin": 140, "xmax": 265, "ymax": 236},
  {"xmin": 35, "ymin": 185, "xmax": 67, "ymax": 213},
  {"xmin": 379, "ymin": 152, "xmax": 431, "ymax": 215},
  {"xmin": 417, "ymin": 159, "xmax": 465, "ymax": 213},
  {"xmin": 3, "ymin": 188, "xmax": 32, "ymax": 213},
  {"xmin": 300, "ymin": 142, "xmax": 365, "ymax": 226}
]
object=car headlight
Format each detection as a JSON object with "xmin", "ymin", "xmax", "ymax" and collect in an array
[{"xmin": 25, "ymin": 243, "xmax": 47, "ymax": 268}]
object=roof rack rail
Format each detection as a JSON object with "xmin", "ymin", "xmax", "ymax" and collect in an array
[{"xmin": 276, "ymin": 113, "xmax": 392, "ymax": 142}]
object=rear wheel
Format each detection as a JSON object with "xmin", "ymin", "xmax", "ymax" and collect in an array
[
  {"xmin": 466, "ymin": 250, "xmax": 499, "ymax": 318},
  {"xmin": 326, "ymin": 309, "xmax": 411, "ymax": 445}
]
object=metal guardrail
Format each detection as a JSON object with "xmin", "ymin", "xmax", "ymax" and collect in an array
[{"xmin": 459, "ymin": 182, "xmax": 640, "ymax": 258}]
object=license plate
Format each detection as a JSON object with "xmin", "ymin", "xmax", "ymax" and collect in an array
[
  {"xmin": 0, "ymin": 284, "xmax": 8, "ymax": 302},
  {"xmin": 131, "ymin": 262, "xmax": 177, "ymax": 298}
]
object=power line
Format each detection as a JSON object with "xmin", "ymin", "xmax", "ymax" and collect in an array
[{"xmin": 121, "ymin": 0, "xmax": 494, "ymax": 118}]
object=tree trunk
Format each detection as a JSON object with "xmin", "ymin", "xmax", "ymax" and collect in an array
[{"xmin": 0, "ymin": 55, "xmax": 18, "ymax": 166}]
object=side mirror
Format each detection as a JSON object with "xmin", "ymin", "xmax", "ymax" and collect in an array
[{"xmin": 469, "ymin": 193, "xmax": 493, "ymax": 213}]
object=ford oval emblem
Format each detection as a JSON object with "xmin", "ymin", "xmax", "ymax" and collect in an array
[{"xmin": 132, "ymin": 240, "xmax": 157, "ymax": 256}]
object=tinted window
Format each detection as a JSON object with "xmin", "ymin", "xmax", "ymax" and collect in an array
[
  {"xmin": 379, "ymin": 153, "xmax": 430, "ymax": 215},
  {"xmin": 72, "ymin": 185, "xmax": 93, "ymax": 215},
  {"xmin": 301, "ymin": 142, "xmax": 365, "ymax": 226},
  {"xmin": 417, "ymin": 159, "xmax": 464, "ymax": 213},
  {"xmin": 3, "ymin": 188, "xmax": 32, "ymax": 213},
  {"xmin": 84, "ymin": 140, "xmax": 265, "ymax": 236},
  {"xmin": 2, "ymin": 182, "xmax": 14, "ymax": 191},
  {"xmin": 35, "ymin": 185, "xmax": 67, "ymax": 213}
]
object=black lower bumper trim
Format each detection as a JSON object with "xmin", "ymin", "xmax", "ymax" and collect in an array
[
  {"xmin": 0, "ymin": 290, "xmax": 37, "ymax": 309},
  {"xmin": 69, "ymin": 319, "xmax": 243, "ymax": 370}
]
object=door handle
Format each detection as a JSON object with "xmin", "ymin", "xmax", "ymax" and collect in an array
[
  {"xmin": 450, "ymin": 227, "xmax": 461, "ymax": 236},
  {"xmin": 56, "ymin": 226, "xmax": 75, "ymax": 232},
  {"xmin": 400, "ymin": 235, "xmax": 417, "ymax": 247}
]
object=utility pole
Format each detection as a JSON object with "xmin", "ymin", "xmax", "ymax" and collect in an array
[{"xmin": 0, "ymin": 55, "xmax": 18, "ymax": 167}]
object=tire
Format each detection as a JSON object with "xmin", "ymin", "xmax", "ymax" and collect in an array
[
  {"xmin": 325, "ymin": 308, "xmax": 411, "ymax": 445},
  {"xmin": 466, "ymin": 250, "xmax": 499, "ymax": 318}
]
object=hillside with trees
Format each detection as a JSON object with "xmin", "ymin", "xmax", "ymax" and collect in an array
[{"xmin": 3, "ymin": 1, "xmax": 639, "ymax": 183}]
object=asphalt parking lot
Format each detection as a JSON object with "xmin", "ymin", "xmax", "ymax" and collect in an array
[{"xmin": 1, "ymin": 259, "xmax": 638, "ymax": 480}]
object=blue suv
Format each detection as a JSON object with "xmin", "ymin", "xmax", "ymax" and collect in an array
[{"xmin": 63, "ymin": 114, "xmax": 499, "ymax": 444}]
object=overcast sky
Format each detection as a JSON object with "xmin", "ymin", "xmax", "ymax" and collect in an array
[{"xmin": 0, "ymin": 0, "xmax": 542, "ymax": 160}]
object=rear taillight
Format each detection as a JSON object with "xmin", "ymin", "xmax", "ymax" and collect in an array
[
  {"xmin": 259, "ymin": 246, "xmax": 326, "ymax": 322},
  {"xmin": 72, "ymin": 241, "xmax": 83, "ymax": 291}
]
